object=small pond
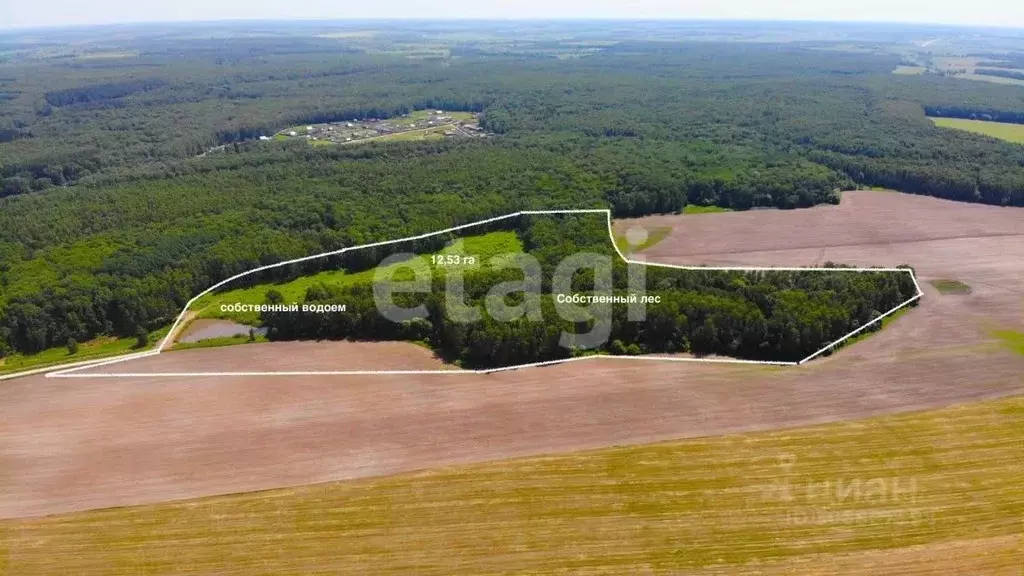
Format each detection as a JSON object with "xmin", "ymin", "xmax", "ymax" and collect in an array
[{"xmin": 178, "ymin": 319, "xmax": 267, "ymax": 343}]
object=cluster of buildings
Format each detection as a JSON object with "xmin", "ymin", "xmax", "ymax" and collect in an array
[{"xmin": 273, "ymin": 111, "xmax": 490, "ymax": 145}]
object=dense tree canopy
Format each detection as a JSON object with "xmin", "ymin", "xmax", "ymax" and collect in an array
[{"xmin": 0, "ymin": 23, "xmax": 1019, "ymax": 356}]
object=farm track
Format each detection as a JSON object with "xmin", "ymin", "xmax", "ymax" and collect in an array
[{"xmin": 1, "ymin": 192, "xmax": 1023, "ymax": 520}]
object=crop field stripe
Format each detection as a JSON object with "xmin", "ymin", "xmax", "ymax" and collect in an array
[{"xmin": 42, "ymin": 209, "xmax": 922, "ymax": 379}]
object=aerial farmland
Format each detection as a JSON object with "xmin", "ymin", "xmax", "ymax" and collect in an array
[{"xmin": 1, "ymin": 18, "xmax": 1023, "ymax": 576}]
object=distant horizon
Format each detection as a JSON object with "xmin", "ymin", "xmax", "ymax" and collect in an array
[
  {"xmin": 3, "ymin": 0, "xmax": 1024, "ymax": 33},
  {"xmin": 3, "ymin": 16, "xmax": 1024, "ymax": 34}
]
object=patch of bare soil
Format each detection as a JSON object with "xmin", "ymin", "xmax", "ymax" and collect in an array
[
  {"xmin": 1, "ymin": 191, "xmax": 1022, "ymax": 519},
  {"xmin": 615, "ymin": 191, "xmax": 1022, "ymax": 261}
]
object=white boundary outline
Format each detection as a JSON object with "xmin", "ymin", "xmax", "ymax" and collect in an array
[{"xmin": 44, "ymin": 209, "xmax": 923, "ymax": 378}]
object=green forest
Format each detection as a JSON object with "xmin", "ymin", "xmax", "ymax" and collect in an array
[
  {"xmin": 0, "ymin": 22, "xmax": 1021, "ymax": 359},
  {"xmin": 258, "ymin": 214, "xmax": 917, "ymax": 366}
]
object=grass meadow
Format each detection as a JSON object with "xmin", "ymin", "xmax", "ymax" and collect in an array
[
  {"xmin": 682, "ymin": 204, "xmax": 733, "ymax": 214},
  {"xmin": 194, "ymin": 230, "xmax": 524, "ymax": 324},
  {"xmin": 992, "ymin": 329, "xmax": 1024, "ymax": 356},
  {"xmin": 930, "ymin": 117, "xmax": 1024, "ymax": 143},
  {"xmin": 928, "ymin": 279, "xmax": 972, "ymax": 294},
  {"xmin": 614, "ymin": 226, "xmax": 672, "ymax": 254},
  {"xmin": 0, "ymin": 326, "xmax": 170, "ymax": 376}
]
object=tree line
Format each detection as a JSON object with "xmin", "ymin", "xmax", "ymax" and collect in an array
[{"xmin": 973, "ymin": 69, "xmax": 1024, "ymax": 82}]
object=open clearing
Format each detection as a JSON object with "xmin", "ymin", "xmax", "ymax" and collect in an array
[
  {"xmin": 2, "ymin": 394, "xmax": 1022, "ymax": 574},
  {"xmin": 2, "ymin": 193, "xmax": 1022, "ymax": 522},
  {"xmin": 930, "ymin": 117, "xmax": 1024, "ymax": 143},
  {"xmin": 275, "ymin": 110, "xmax": 485, "ymax": 147},
  {"xmin": 892, "ymin": 65, "xmax": 926, "ymax": 75}
]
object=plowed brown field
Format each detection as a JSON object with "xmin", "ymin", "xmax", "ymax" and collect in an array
[{"xmin": 1, "ymin": 191, "xmax": 1022, "ymax": 519}]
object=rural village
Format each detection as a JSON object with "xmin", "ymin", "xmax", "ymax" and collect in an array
[{"xmin": 271, "ymin": 110, "xmax": 492, "ymax": 145}]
